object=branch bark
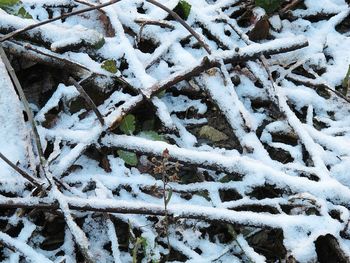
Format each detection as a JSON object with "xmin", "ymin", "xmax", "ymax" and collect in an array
[
  {"xmin": 68, "ymin": 77, "xmax": 105, "ymax": 126},
  {"xmin": 0, "ymin": 152, "xmax": 43, "ymax": 189},
  {"xmin": 145, "ymin": 0, "xmax": 212, "ymax": 54}
]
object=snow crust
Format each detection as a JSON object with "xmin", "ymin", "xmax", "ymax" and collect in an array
[{"xmin": 2, "ymin": 0, "xmax": 350, "ymax": 262}]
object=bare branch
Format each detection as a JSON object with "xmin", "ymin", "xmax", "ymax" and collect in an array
[
  {"xmin": 0, "ymin": 232, "xmax": 53, "ymax": 263},
  {"xmin": 145, "ymin": 0, "xmax": 212, "ymax": 54},
  {"xmin": 0, "ymin": 0, "xmax": 121, "ymax": 43},
  {"xmin": 0, "ymin": 47, "xmax": 47, "ymax": 176},
  {"xmin": 0, "ymin": 152, "xmax": 43, "ymax": 189},
  {"xmin": 68, "ymin": 77, "xmax": 105, "ymax": 126}
]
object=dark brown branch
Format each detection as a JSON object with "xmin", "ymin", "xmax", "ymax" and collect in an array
[
  {"xmin": 145, "ymin": 0, "xmax": 212, "ymax": 54},
  {"xmin": 108, "ymin": 37, "xmax": 308, "ymax": 130},
  {"xmin": 143, "ymin": 37, "xmax": 309, "ymax": 98},
  {"xmin": 144, "ymin": 56, "xmax": 214, "ymax": 98},
  {"xmin": 0, "ymin": 0, "xmax": 121, "ymax": 43},
  {"xmin": 2, "ymin": 38, "xmax": 90, "ymax": 77},
  {"xmin": 279, "ymin": 0, "xmax": 303, "ymax": 16},
  {"xmin": 68, "ymin": 77, "xmax": 105, "ymax": 125},
  {"xmin": 2, "ymin": 38, "xmax": 131, "ymax": 90},
  {"xmin": 136, "ymin": 18, "xmax": 175, "ymax": 43},
  {"xmin": 286, "ymin": 74, "xmax": 350, "ymax": 104},
  {"xmin": 0, "ymin": 152, "xmax": 43, "ymax": 189},
  {"xmin": 74, "ymin": 0, "xmax": 115, "ymax": 37},
  {"xmin": 0, "ymin": 197, "xmax": 272, "ymax": 228}
]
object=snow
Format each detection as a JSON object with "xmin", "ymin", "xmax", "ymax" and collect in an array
[
  {"xmin": 2, "ymin": 0, "xmax": 350, "ymax": 261},
  {"xmin": 0, "ymin": 53, "xmax": 36, "ymax": 193},
  {"xmin": 0, "ymin": 232, "xmax": 53, "ymax": 263},
  {"xmin": 0, "ymin": 10, "xmax": 104, "ymax": 52}
]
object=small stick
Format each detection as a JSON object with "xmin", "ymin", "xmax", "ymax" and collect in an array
[
  {"xmin": 136, "ymin": 19, "xmax": 175, "ymax": 44},
  {"xmin": 74, "ymin": 0, "xmax": 116, "ymax": 37},
  {"xmin": 68, "ymin": 77, "xmax": 105, "ymax": 126},
  {"xmin": 279, "ymin": 0, "xmax": 303, "ymax": 16},
  {"xmin": 0, "ymin": 152, "xmax": 43, "ymax": 189},
  {"xmin": 0, "ymin": 0, "xmax": 121, "ymax": 43},
  {"xmin": 145, "ymin": 0, "xmax": 212, "ymax": 54},
  {"xmin": 286, "ymin": 74, "xmax": 350, "ymax": 104}
]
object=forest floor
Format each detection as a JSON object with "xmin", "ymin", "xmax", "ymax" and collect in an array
[{"xmin": 1, "ymin": 0, "xmax": 350, "ymax": 262}]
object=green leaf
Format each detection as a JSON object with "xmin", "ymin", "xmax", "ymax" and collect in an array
[
  {"xmin": 342, "ymin": 64, "xmax": 350, "ymax": 91},
  {"xmin": 17, "ymin": 6, "xmax": 32, "ymax": 18},
  {"xmin": 174, "ymin": 0, "xmax": 191, "ymax": 20},
  {"xmin": 199, "ymin": 125, "xmax": 228, "ymax": 142},
  {"xmin": 117, "ymin": 150, "xmax": 138, "ymax": 166},
  {"xmin": 120, "ymin": 114, "xmax": 136, "ymax": 135},
  {"xmin": 0, "ymin": 0, "xmax": 19, "ymax": 7},
  {"xmin": 255, "ymin": 0, "xmax": 282, "ymax": 14},
  {"xmin": 165, "ymin": 188, "xmax": 173, "ymax": 206},
  {"xmin": 132, "ymin": 237, "xmax": 148, "ymax": 263},
  {"xmin": 101, "ymin": 59, "xmax": 118, "ymax": 74},
  {"xmin": 139, "ymin": 237, "xmax": 148, "ymax": 248},
  {"xmin": 93, "ymin": 37, "xmax": 105, "ymax": 49},
  {"xmin": 156, "ymin": 90, "xmax": 166, "ymax": 98},
  {"xmin": 138, "ymin": 131, "xmax": 165, "ymax": 141},
  {"xmin": 195, "ymin": 190, "xmax": 211, "ymax": 201}
]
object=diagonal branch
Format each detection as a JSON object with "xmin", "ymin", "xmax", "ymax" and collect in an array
[
  {"xmin": 0, "ymin": 232, "xmax": 53, "ymax": 263},
  {"xmin": 145, "ymin": 0, "xmax": 212, "ymax": 54},
  {"xmin": 0, "ymin": 0, "xmax": 121, "ymax": 43},
  {"xmin": 0, "ymin": 152, "xmax": 43, "ymax": 189},
  {"xmin": 68, "ymin": 77, "xmax": 105, "ymax": 126},
  {"xmin": 0, "ymin": 47, "xmax": 47, "ymax": 176}
]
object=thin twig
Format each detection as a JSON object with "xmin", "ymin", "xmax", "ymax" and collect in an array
[
  {"xmin": 44, "ymin": 168, "xmax": 95, "ymax": 263},
  {"xmin": 286, "ymin": 74, "xmax": 350, "ymax": 104},
  {"xmin": 2, "ymin": 37, "xmax": 90, "ymax": 75},
  {"xmin": 2, "ymin": 37, "xmax": 132, "ymax": 90},
  {"xmin": 0, "ymin": 232, "xmax": 53, "ymax": 263},
  {"xmin": 0, "ymin": 152, "xmax": 43, "ymax": 189},
  {"xmin": 74, "ymin": 0, "xmax": 116, "ymax": 37},
  {"xmin": 136, "ymin": 19, "xmax": 175, "ymax": 44},
  {"xmin": 68, "ymin": 77, "xmax": 105, "ymax": 125},
  {"xmin": 0, "ymin": 0, "xmax": 121, "ymax": 43},
  {"xmin": 145, "ymin": 0, "xmax": 212, "ymax": 54},
  {"xmin": 279, "ymin": 0, "xmax": 303, "ymax": 16}
]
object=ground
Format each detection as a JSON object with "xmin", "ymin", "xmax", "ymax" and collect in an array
[{"xmin": 1, "ymin": 0, "xmax": 350, "ymax": 262}]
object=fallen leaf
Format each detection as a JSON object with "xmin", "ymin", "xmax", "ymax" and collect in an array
[{"xmin": 199, "ymin": 125, "xmax": 229, "ymax": 142}]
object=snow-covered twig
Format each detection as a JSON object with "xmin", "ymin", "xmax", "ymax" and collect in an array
[
  {"xmin": 0, "ymin": 151, "xmax": 43, "ymax": 189},
  {"xmin": 0, "ymin": 0, "xmax": 121, "ymax": 43},
  {"xmin": 68, "ymin": 77, "xmax": 105, "ymax": 125}
]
